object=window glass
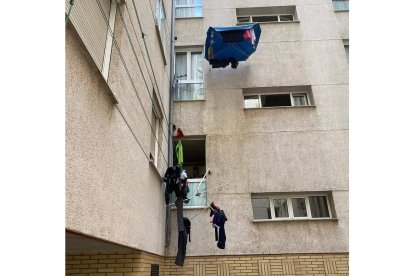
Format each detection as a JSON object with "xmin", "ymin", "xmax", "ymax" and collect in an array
[
  {"xmin": 252, "ymin": 15, "xmax": 279, "ymax": 22},
  {"xmin": 279, "ymin": 15, "xmax": 294, "ymax": 21},
  {"xmin": 175, "ymin": 83, "xmax": 204, "ymax": 100},
  {"xmin": 244, "ymin": 95, "xmax": 260, "ymax": 108},
  {"xmin": 175, "ymin": 52, "xmax": 187, "ymax": 77},
  {"xmin": 291, "ymin": 198, "xmax": 308, "ymax": 217},
  {"xmin": 191, "ymin": 52, "xmax": 203, "ymax": 81},
  {"xmin": 261, "ymin": 94, "xmax": 291, "ymax": 107},
  {"xmin": 176, "ymin": 0, "xmax": 202, "ymax": 18},
  {"xmin": 273, "ymin": 198, "xmax": 289, "ymax": 218},
  {"xmin": 171, "ymin": 179, "xmax": 207, "ymax": 207},
  {"xmin": 237, "ymin": 17, "xmax": 251, "ymax": 23},
  {"xmin": 252, "ymin": 198, "xmax": 271, "ymax": 219},
  {"xmin": 292, "ymin": 93, "xmax": 308, "ymax": 106},
  {"xmin": 156, "ymin": 0, "xmax": 166, "ymax": 47},
  {"xmin": 309, "ymin": 196, "xmax": 330, "ymax": 218}
]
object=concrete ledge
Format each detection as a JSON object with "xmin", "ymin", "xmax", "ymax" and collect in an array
[
  {"xmin": 244, "ymin": 105, "xmax": 316, "ymax": 110},
  {"xmin": 253, "ymin": 218, "xmax": 339, "ymax": 223}
]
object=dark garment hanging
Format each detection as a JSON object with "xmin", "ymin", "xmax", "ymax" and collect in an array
[
  {"xmin": 221, "ymin": 30, "xmax": 245, "ymax": 42},
  {"xmin": 163, "ymin": 166, "xmax": 182, "ymax": 204},
  {"xmin": 209, "ymin": 59, "xmax": 239, "ymax": 69},
  {"xmin": 175, "ymin": 230, "xmax": 187, "ymax": 267},
  {"xmin": 175, "ymin": 198, "xmax": 187, "ymax": 266},
  {"xmin": 210, "ymin": 202, "xmax": 228, "ymax": 250},
  {"xmin": 183, "ymin": 217, "xmax": 191, "ymax": 242},
  {"xmin": 213, "ymin": 211, "xmax": 227, "ymax": 249}
]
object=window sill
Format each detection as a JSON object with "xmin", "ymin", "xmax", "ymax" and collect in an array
[
  {"xmin": 253, "ymin": 218, "xmax": 338, "ymax": 223},
  {"xmin": 171, "ymin": 205, "xmax": 208, "ymax": 210},
  {"xmin": 237, "ymin": 21, "xmax": 300, "ymax": 26},
  {"xmin": 334, "ymin": 10, "xmax": 349, "ymax": 13},
  {"xmin": 176, "ymin": 16, "xmax": 203, "ymax": 20},
  {"xmin": 149, "ymin": 160, "xmax": 163, "ymax": 181},
  {"xmin": 244, "ymin": 105, "xmax": 316, "ymax": 110},
  {"xmin": 173, "ymin": 99, "xmax": 205, "ymax": 102}
]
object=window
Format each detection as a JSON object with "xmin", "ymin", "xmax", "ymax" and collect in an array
[
  {"xmin": 237, "ymin": 14, "xmax": 294, "ymax": 24},
  {"xmin": 171, "ymin": 179, "xmax": 207, "ymax": 207},
  {"xmin": 176, "ymin": 0, "xmax": 202, "ymax": 18},
  {"xmin": 244, "ymin": 92, "xmax": 309, "ymax": 108},
  {"xmin": 156, "ymin": 0, "xmax": 167, "ymax": 49},
  {"xmin": 171, "ymin": 138, "xmax": 207, "ymax": 207},
  {"xmin": 174, "ymin": 49, "xmax": 204, "ymax": 100},
  {"xmin": 65, "ymin": 0, "xmax": 116, "ymax": 81},
  {"xmin": 150, "ymin": 94, "xmax": 163, "ymax": 168},
  {"xmin": 236, "ymin": 6, "xmax": 297, "ymax": 25},
  {"xmin": 252, "ymin": 194, "xmax": 333, "ymax": 220},
  {"xmin": 332, "ymin": 0, "xmax": 349, "ymax": 12}
]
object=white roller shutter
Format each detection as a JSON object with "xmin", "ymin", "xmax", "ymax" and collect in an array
[{"xmin": 66, "ymin": 0, "xmax": 112, "ymax": 72}]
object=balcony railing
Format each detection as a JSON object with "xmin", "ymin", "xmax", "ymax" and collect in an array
[
  {"xmin": 333, "ymin": 0, "xmax": 349, "ymax": 11},
  {"xmin": 173, "ymin": 82, "xmax": 205, "ymax": 101}
]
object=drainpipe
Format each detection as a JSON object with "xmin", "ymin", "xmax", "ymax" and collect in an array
[{"xmin": 166, "ymin": 0, "xmax": 176, "ymax": 248}]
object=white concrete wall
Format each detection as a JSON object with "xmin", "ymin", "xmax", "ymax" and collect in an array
[
  {"xmin": 66, "ymin": 0, "xmax": 172, "ymax": 256},
  {"xmin": 169, "ymin": 0, "xmax": 348, "ymax": 256}
]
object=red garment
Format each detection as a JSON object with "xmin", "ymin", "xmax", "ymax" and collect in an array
[
  {"xmin": 243, "ymin": 29, "xmax": 252, "ymax": 42},
  {"xmin": 176, "ymin": 128, "xmax": 184, "ymax": 139}
]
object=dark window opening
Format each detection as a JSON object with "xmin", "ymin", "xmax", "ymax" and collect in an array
[
  {"xmin": 151, "ymin": 264, "xmax": 159, "ymax": 276},
  {"xmin": 279, "ymin": 14, "xmax": 294, "ymax": 21},
  {"xmin": 261, "ymin": 94, "xmax": 291, "ymax": 107},
  {"xmin": 252, "ymin": 15, "xmax": 279, "ymax": 22},
  {"xmin": 173, "ymin": 138, "xmax": 206, "ymax": 178}
]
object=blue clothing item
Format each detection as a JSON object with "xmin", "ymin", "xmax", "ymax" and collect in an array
[{"xmin": 204, "ymin": 24, "xmax": 261, "ymax": 68}]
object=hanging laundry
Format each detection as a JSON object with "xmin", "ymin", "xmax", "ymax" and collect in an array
[
  {"xmin": 183, "ymin": 217, "xmax": 191, "ymax": 242},
  {"xmin": 163, "ymin": 165, "xmax": 181, "ymax": 205},
  {"xmin": 175, "ymin": 141, "xmax": 183, "ymax": 167},
  {"xmin": 175, "ymin": 199, "xmax": 187, "ymax": 266},
  {"xmin": 204, "ymin": 23, "xmax": 261, "ymax": 69},
  {"xmin": 209, "ymin": 202, "xmax": 227, "ymax": 249}
]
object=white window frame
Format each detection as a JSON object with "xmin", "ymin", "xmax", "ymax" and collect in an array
[
  {"xmin": 175, "ymin": 48, "xmax": 205, "ymax": 100},
  {"xmin": 176, "ymin": 0, "xmax": 203, "ymax": 18},
  {"xmin": 237, "ymin": 14, "xmax": 295, "ymax": 24},
  {"xmin": 171, "ymin": 178, "xmax": 208, "ymax": 208},
  {"xmin": 253, "ymin": 194, "xmax": 333, "ymax": 221},
  {"xmin": 244, "ymin": 92, "xmax": 310, "ymax": 108},
  {"xmin": 150, "ymin": 96, "xmax": 163, "ymax": 168}
]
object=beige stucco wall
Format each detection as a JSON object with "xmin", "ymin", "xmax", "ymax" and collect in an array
[
  {"xmin": 169, "ymin": 0, "xmax": 348, "ymax": 256},
  {"xmin": 66, "ymin": 0, "xmax": 172, "ymax": 256},
  {"xmin": 335, "ymin": 11, "xmax": 349, "ymax": 40}
]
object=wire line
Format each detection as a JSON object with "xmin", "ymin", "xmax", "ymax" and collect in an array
[{"xmin": 95, "ymin": 0, "xmax": 168, "ymax": 166}]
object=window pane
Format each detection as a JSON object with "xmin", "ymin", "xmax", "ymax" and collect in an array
[
  {"xmin": 333, "ymin": 0, "xmax": 349, "ymax": 11},
  {"xmin": 176, "ymin": 7, "xmax": 202, "ymax": 18},
  {"xmin": 252, "ymin": 198, "xmax": 271, "ymax": 219},
  {"xmin": 291, "ymin": 198, "xmax": 307, "ymax": 217},
  {"xmin": 309, "ymin": 196, "xmax": 330, "ymax": 218},
  {"xmin": 191, "ymin": 52, "xmax": 203, "ymax": 81},
  {"xmin": 237, "ymin": 17, "xmax": 251, "ymax": 23},
  {"xmin": 293, "ymin": 94, "xmax": 308, "ymax": 106},
  {"xmin": 252, "ymin": 16, "xmax": 279, "ymax": 22},
  {"xmin": 273, "ymin": 199, "xmax": 289, "ymax": 218},
  {"xmin": 175, "ymin": 52, "xmax": 187, "ymax": 78},
  {"xmin": 279, "ymin": 15, "xmax": 294, "ymax": 21},
  {"xmin": 244, "ymin": 95, "xmax": 260, "ymax": 108},
  {"xmin": 170, "ymin": 179, "xmax": 207, "ymax": 207},
  {"xmin": 176, "ymin": 0, "xmax": 202, "ymax": 6},
  {"xmin": 174, "ymin": 83, "xmax": 205, "ymax": 100},
  {"xmin": 261, "ymin": 94, "xmax": 291, "ymax": 107}
]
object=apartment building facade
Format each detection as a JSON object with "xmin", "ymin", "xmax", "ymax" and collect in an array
[{"xmin": 66, "ymin": 0, "xmax": 348, "ymax": 275}]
